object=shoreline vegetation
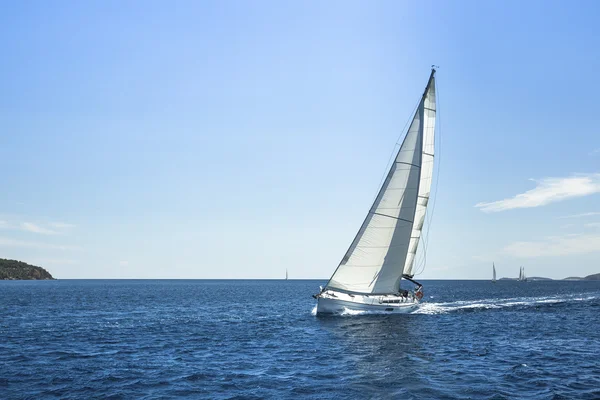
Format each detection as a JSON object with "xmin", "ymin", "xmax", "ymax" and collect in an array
[{"xmin": 0, "ymin": 259, "xmax": 55, "ymax": 280}]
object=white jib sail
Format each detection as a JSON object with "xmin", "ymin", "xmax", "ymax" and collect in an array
[
  {"xmin": 325, "ymin": 72, "xmax": 436, "ymax": 294},
  {"xmin": 403, "ymin": 75, "xmax": 436, "ymax": 278}
]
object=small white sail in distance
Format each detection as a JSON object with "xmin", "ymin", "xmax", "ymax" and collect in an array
[
  {"xmin": 323, "ymin": 69, "xmax": 437, "ymax": 295},
  {"xmin": 519, "ymin": 266, "xmax": 525, "ymax": 281},
  {"xmin": 492, "ymin": 263, "xmax": 496, "ymax": 282}
]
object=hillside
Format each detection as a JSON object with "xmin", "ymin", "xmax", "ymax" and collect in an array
[
  {"xmin": 563, "ymin": 273, "xmax": 600, "ymax": 281},
  {"xmin": 0, "ymin": 259, "xmax": 55, "ymax": 280}
]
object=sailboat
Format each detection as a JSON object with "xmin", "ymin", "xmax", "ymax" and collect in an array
[
  {"xmin": 518, "ymin": 266, "xmax": 527, "ymax": 282},
  {"xmin": 285, "ymin": 269, "xmax": 288, "ymax": 280},
  {"xmin": 492, "ymin": 263, "xmax": 496, "ymax": 283},
  {"xmin": 314, "ymin": 68, "xmax": 437, "ymax": 314}
]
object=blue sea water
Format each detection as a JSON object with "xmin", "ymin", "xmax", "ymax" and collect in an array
[{"xmin": 1, "ymin": 279, "xmax": 599, "ymax": 399}]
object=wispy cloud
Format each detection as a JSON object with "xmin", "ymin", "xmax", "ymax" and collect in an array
[
  {"xmin": 427, "ymin": 265, "xmax": 449, "ymax": 272},
  {"xmin": 49, "ymin": 222, "xmax": 76, "ymax": 229},
  {"xmin": 475, "ymin": 174, "xmax": 600, "ymax": 212},
  {"xmin": 31, "ymin": 258, "xmax": 79, "ymax": 265},
  {"xmin": 585, "ymin": 222, "xmax": 600, "ymax": 228},
  {"xmin": 0, "ymin": 237, "xmax": 81, "ymax": 251},
  {"xmin": 559, "ymin": 212, "xmax": 600, "ymax": 219},
  {"xmin": 590, "ymin": 148, "xmax": 600, "ymax": 156},
  {"xmin": 0, "ymin": 216, "xmax": 76, "ymax": 235},
  {"xmin": 21, "ymin": 222, "xmax": 58, "ymax": 235},
  {"xmin": 119, "ymin": 261, "xmax": 129, "ymax": 266},
  {"xmin": 503, "ymin": 233, "xmax": 600, "ymax": 258},
  {"xmin": 560, "ymin": 223, "xmax": 576, "ymax": 229}
]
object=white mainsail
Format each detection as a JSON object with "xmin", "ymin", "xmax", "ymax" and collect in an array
[
  {"xmin": 492, "ymin": 263, "xmax": 496, "ymax": 282},
  {"xmin": 325, "ymin": 70, "xmax": 437, "ymax": 294}
]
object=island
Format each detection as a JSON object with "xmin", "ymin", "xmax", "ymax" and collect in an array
[
  {"xmin": 498, "ymin": 274, "xmax": 599, "ymax": 281},
  {"xmin": 563, "ymin": 273, "xmax": 600, "ymax": 281},
  {"xmin": 0, "ymin": 258, "xmax": 55, "ymax": 280}
]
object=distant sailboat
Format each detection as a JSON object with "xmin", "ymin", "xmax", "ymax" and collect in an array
[
  {"xmin": 314, "ymin": 68, "xmax": 437, "ymax": 314},
  {"xmin": 518, "ymin": 266, "xmax": 527, "ymax": 282},
  {"xmin": 285, "ymin": 269, "xmax": 288, "ymax": 280},
  {"xmin": 492, "ymin": 263, "xmax": 496, "ymax": 283}
]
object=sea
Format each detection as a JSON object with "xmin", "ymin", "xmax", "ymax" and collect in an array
[{"xmin": 1, "ymin": 279, "xmax": 599, "ymax": 399}]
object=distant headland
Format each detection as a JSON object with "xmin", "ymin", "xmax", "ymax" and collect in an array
[
  {"xmin": 0, "ymin": 258, "xmax": 55, "ymax": 280},
  {"xmin": 563, "ymin": 273, "xmax": 600, "ymax": 281},
  {"xmin": 499, "ymin": 273, "xmax": 600, "ymax": 281}
]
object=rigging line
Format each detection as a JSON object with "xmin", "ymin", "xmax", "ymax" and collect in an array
[
  {"xmin": 322, "ymin": 86, "xmax": 425, "ymax": 292},
  {"xmin": 371, "ymin": 97, "xmax": 422, "ymax": 204},
  {"xmin": 415, "ymin": 76, "xmax": 442, "ymax": 276}
]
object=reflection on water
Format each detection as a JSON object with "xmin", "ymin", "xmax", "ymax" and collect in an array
[{"xmin": 317, "ymin": 315, "xmax": 431, "ymax": 396}]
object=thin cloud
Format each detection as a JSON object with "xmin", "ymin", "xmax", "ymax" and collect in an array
[
  {"xmin": 0, "ymin": 237, "xmax": 81, "ymax": 251},
  {"xmin": 560, "ymin": 223, "xmax": 575, "ymax": 229},
  {"xmin": 503, "ymin": 233, "xmax": 600, "ymax": 258},
  {"xmin": 31, "ymin": 258, "xmax": 79, "ymax": 265},
  {"xmin": 427, "ymin": 265, "xmax": 449, "ymax": 272},
  {"xmin": 590, "ymin": 148, "xmax": 600, "ymax": 156},
  {"xmin": 476, "ymin": 174, "xmax": 600, "ymax": 213},
  {"xmin": 21, "ymin": 222, "xmax": 58, "ymax": 235},
  {"xmin": 558, "ymin": 212, "xmax": 600, "ymax": 219},
  {"xmin": 0, "ymin": 216, "xmax": 76, "ymax": 235},
  {"xmin": 49, "ymin": 222, "xmax": 76, "ymax": 229}
]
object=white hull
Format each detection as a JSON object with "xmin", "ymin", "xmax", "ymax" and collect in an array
[{"xmin": 316, "ymin": 290, "xmax": 419, "ymax": 315}]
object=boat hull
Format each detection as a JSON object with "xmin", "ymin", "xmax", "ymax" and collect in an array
[{"xmin": 316, "ymin": 296, "xmax": 419, "ymax": 315}]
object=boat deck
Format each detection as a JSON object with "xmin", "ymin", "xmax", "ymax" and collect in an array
[{"xmin": 317, "ymin": 289, "xmax": 419, "ymax": 314}]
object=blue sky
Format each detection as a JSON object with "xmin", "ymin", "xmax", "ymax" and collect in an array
[{"xmin": 1, "ymin": 0, "xmax": 599, "ymax": 279}]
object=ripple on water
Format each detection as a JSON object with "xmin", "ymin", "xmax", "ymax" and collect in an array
[{"xmin": 0, "ymin": 280, "xmax": 599, "ymax": 399}]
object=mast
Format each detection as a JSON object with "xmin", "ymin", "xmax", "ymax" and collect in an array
[{"xmin": 322, "ymin": 68, "xmax": 437, "ymax": 295}]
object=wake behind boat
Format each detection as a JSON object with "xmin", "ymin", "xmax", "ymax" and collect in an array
[{"xmin": 314, "ymin": 68, "xmax": 438, "ymax": 314}]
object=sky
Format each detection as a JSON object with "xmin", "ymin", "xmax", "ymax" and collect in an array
[{"xmin": 1, "ymin": 0, "xmax": 599, "ymax": 279}]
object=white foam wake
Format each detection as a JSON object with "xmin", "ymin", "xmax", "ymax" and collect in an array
[{"xmin": 413, "ymin": 293, "xmax": 598, "ymax": 315}]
